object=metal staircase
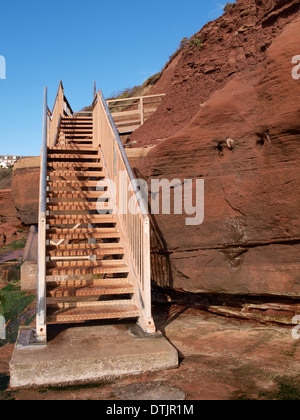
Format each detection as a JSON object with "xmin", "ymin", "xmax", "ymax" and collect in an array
[{"xmin": 36, "ymin": 82, "xmax": 155, "ymax": 342}]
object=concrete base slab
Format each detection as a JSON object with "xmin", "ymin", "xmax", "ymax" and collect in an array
[
  {"xmin": 10, "ymin": 324, "xmax": 178, "ymax": 388},
  {"xmin": 20, "ymin": 261, "xmax": 37, "ymax": 291}
]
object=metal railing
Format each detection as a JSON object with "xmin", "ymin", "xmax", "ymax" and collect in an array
[
  {"xmin": 93, "ymin": 90, "xmax": 155, "ymax": 333},
  {"xmin": 48, "ymin": 81, "xmax": 73, "ymax": 147},
  {"xmin": 36, "ymin": 82, "xmax": 73, "ymax": 342},
  {"xmin": 106, "ymin": 94, "xmax": 165, "ymax": 134},
  {"xmin": 36, "ymin": 87, "xmax": 48, "ymax": 342}
]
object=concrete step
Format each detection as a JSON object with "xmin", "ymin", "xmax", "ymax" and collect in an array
[{"xmin": 10, "ymin": 324, "xmax": 178, "ymax": 388}]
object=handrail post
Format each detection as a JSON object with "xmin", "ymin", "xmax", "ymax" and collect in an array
[
  {"xmin": 139, "ymin": 97, "xmax": 144, "ymax": 125},
  {"xmin": 36, "ymin": 87, "xmax": 48, "ymax": 343},
  {"xmin": 143, "ymin": 217, "xmax": 152, "ymax": 320}
]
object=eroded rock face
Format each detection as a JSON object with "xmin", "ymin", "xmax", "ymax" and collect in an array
[
  {"xmin": 131, "ymin": 0, "xmax": 300, "ymax": 147},
  {"xmin": 139, "ymin": 13, "xmax": 300, "ymax": 297},
  {"xmin": 0, "ymin": 189, "xmax": 19, "ymax": 224},
  {"xmin": 11, "ymin": 158, "xmax": 40, "ymax": 225},
  {"xmin": 0, "ymin": 189, "xmax": 25, "ymax": 249}
]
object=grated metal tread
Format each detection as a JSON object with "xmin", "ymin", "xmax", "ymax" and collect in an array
[
  {"xmin": 48, "ymin": 147, "xmax": 98, "ymax": 153},
  {"xmin": 47, "ymin": 303, "xmax": 139, "ymax": 323},
  {"xmin": 47, "ymin": 264, "xmax": 129, "ymax": 277},
  {"xmin": 48, "ymin": 154, "xmax": 98, "ymax": 160},
  {"xmin": 47, "ymin": 203, "xmax": 106, "ymax": 212},
  {"xmin": 47, "ymin": 243, "xmax": 123, "ymax": 251},
  {"xmin": 47, "ymin": 247, "xmax": 124, "ymax": 258},
  {"xmin": 47, "ymin": 233, "xmax": 120, "ymax": 241},
  {"xmin": 48, "ymin": 162, "xmax": 101, "ymax": 169},
  {"xmin": 47, "ymin": 181, "xmax": 103, "ymax": 189},
  {"xmin": 46, "ymin": 278, "xmax": 131, "ymax": 287},
  {"xmin": 47, "ymin": 215, "xmax": 117, "ymax": 225},
  {"xmin": 48, "ymin": 192, "xmax": 105, "ymax": 200},
  {"xmin": 47, "ymin": 282, "xmax": 134, "ymax": 298}
]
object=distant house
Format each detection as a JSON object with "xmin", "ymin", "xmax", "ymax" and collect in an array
[{"xmin": 0, "ymin": 155, "xmax": 20, "ymax": 168}]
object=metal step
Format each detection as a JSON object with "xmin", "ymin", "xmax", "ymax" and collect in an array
[
  {"xmin": 47, "ymin": 154, "xmax": 99, "ymax": 161},
  {"xmin": 47, "ymin": 202, "xmax": 108, "ymax": 212},
  {"xmin": 60, "ymin": 133, "xmax": 93, "ymax": 137},
  {"xmin": 48, "ymin": 170, "xmax": 104, "ymax": 178},
  {"xmin": 68, "ymin": 140, "xmax": 93, "ymax": 144},
  {"xmin": 47, "ymin": 263, "xmax": 129, "ymax": 277},
  {"xmin": 47, "ymin": 191, "xmax": 106, "ymax": 200},
  {"xmin": 48, "ymin": 147, "xmax": 98, "ymax": 153},
  {"xmin": 46, "ymin": 277, "xmax": 130, "ymax": 286},
  {"xmin": 47, "ymin": 280, "xmax": 133, "ymax": 298},
  {"xmin": 47, "ymin": 244, "xmax": 124, "ymax": 257},
  {"xmin": 47, "ymin": 215, "xmax": 117, "ymax": 225},
  {"xmin": 47, "ymin": 181, "xmax": 103, "ymax": 189},
  {"xmin": 47, "ymin": 227, "xmax": 121, "ymax": 241},
  {"xmin": 47, "ymin": 259, "xmax": 127, "ymax": 268},
  {"xmin": 48, "ymin": 162, "xmax": 102, "ymax": 169},
  {"xmin": 47, "ymin": 302, "xmax": 139, "ymax": 323}
]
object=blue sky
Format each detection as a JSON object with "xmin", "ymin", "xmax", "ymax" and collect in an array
[{"xmin": 0, "ymin": 0, "xmax": 226, "ymax": 156}]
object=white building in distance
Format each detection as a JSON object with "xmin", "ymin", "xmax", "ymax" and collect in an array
[{"xmin": 0, "ymin": 155, "xmax": 20, "ymax": 168}]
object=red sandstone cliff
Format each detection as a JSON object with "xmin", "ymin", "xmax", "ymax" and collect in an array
[
  {"xmin": 135, "ymin": 0, "xmax": 300, "ymax": 297},
  {"xmin": 131, "ymin": 0, "xmax": 300, "ymax": 146}
]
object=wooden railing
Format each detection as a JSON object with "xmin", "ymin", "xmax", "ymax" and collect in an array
[
  {"xmin": 106, "ymin": 94, "xmax": 165, "ymax": 134},
  {"xmin": 93, "ymin": 91, "xmax": 155, "ymax": 333}
]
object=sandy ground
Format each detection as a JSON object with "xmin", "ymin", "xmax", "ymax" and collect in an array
[{"xmin": 1, "ymin": 304, "xmax": 299, "ymax": 400}]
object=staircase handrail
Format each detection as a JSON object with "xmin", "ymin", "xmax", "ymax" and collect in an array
[
  {"xmin": 48, "ymin": 81, "xmax": 73, "ymax": 146},
  {"xmin": 36, "ymin": 86, "xmax": 48, "ymax": 342},
  {"xmin": 93, "ymin": 90, "xmax": 154, "ymax": 333}
]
